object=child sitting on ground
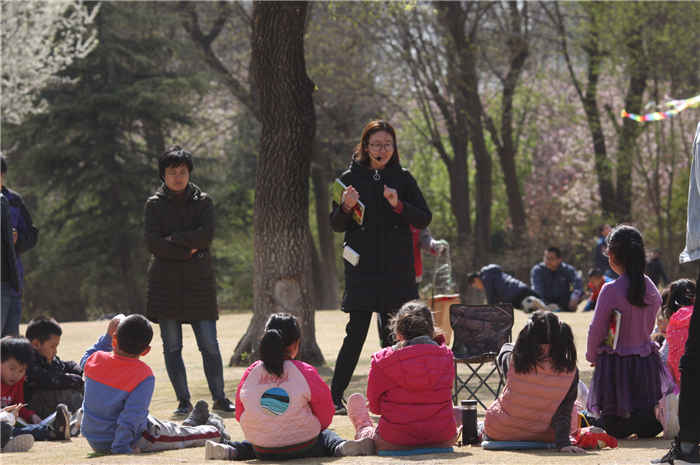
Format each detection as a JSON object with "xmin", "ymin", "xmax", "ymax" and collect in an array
[
  {"xmin": 0, "ymin": 336, "xmax": 71, "ymax": 442},
  {"xmin": 81, "ymin": 314, "xmax": 227, "ymax": 454},
  {"xmin": 346, "ymin": 300, "xmax": 459, "ymax": 452},
  {"xmin": 583, "ymin": 268, "xmax": 614, "ymax": 312},
  {"xmin": 660, "ymin": 279, "xmax": 695, "ymax": 386},
  {"xmin": 204, "ymin": 313, "xmax": 374, "ymax": 461},
  {"xmin": 483, "ymin": 311, "xmax": 584, "ymax": 453},
  {"xmin": 24, "ymin": 316, "xmax": 84, "ymax": 420}
]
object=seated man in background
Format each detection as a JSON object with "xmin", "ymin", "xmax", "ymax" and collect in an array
[
  {"xmin": 531, "ymin": 247, "xmax": 584, "ymax": 312},
  {"xmin": 468, "ymin": 264, "xmax": 548, "ymax": 313}
]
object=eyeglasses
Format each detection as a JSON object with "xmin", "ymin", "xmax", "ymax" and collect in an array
[{"xmin": 367, "ymin": 143, "xmax": 394, "ymax": 152}]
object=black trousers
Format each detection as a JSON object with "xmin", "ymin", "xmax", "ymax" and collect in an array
[
  {"xmin": 602, "ymin": 406, "xmax": 663, "ymax": 439},
  {"xmin": 678, "ymin": 265, "xmax": 700, "ymax": 444},
  {"xmin": 331, "ymin": 311, "xmax": 395, "ymax": 399}
]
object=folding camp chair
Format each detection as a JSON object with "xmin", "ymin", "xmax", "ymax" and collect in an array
[{"xmin": 450, "ymin": 304, "xmax": 514, "ymax": 409}]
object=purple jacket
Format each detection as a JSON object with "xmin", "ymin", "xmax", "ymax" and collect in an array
[{"xmin": 585, "ymin": 274, "xmax": 662, "ymax": 364}]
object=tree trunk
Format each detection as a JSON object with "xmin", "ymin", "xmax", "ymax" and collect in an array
[
  {"xmin": 230, "ymin": 1, "xmax": 323, "ymax": 366},
  {"xmin": 310, "ymin": 140, "xmax": 340, "ymax": 309}
]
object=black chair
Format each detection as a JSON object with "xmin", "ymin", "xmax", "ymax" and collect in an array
[{"xmin": 450, "ymin": 304, "xmax": 514, "ymax": 409}]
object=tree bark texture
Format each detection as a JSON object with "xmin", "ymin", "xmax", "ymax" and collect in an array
[{"xmin": 230, "ymin": 1, "xmax": 324, "ymax": 366}]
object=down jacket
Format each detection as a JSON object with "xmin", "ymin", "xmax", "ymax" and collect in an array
[
  {"xmin": 235, "ymin": 359, "xmax": 334, "ymax": 449},
  {"xmin": 367, "ymin": 335, "xmax": 456, "ymax": 446},
  {"xmin": 330, "ymin": 161, "xmax": 431, "ymax": 313},
  {"xmin": 144, "ymin": 182, "xmax": 217, "ymax": 322},
  {"xmin": 666, "ymin": 305, "xmax": 693, "ymax": 385}
]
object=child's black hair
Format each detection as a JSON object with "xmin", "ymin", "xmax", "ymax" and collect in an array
[
  {"xmin": 512, "ymin": 310, "xmax": 577, "ymax": 375},
  {"xmin": 389, "ymin": 300, "xmax": 441, "ymax": 349},
  {"xmin": 25, "ymin": 315, "xmax": 62, "ymax": 344},
  {"xmin": 467, "ymin": 272, "xmax": 481, "ymax": 285},
  {"xmin": 607, "ymin": 224, "xmax": 648, "ymax": 307},
  {"xmin": 588, "ymin": 268, "xmax": 604, "ymax": 279},
  {"xmin": 115, "ymin": 315, "xmax": 153, "ymax": 356},
  {"xmin": 660, "ymin": 278, "xmax": 696, "ymax": 319},
  {"xmin": 259, "ymin": 313, "xmax": 301, "ymax": 377},
  {"xmin": 158, "ymin": 145, "xmax": 193, "ymax": 182},
  {"xmin": 1, "ymin": 336, "xmax": 35, "ymax": 365}
]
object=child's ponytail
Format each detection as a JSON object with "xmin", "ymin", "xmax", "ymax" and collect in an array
[
  {"xmin": 259, "ymin": 313, "xmax": 301, "ymax": 377},
  {"xmin": 607, "ymin": 225, "xmax": 649, "ymax": 308},
  {"xmin": 549, "ymin": 319, "xmax": 577, "ymax": 373}
]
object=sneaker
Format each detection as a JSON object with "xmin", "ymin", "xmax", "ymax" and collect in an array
[
  {"xmin": 183, "ymin": 400, "xmax": 210, "ymax": 427},
  {"xmin": 651, "ymin": 437, "xmax": 700, "ymax": 464},
  {"xmin": 205, "ymin": 413, "xmax": 231, "ymax": 442},
  {"xmin": 336, "ymin": 437, "xmax": 375, "ymax": 456},
  {"xmin": 1, "ymin": 434, "xmax": 34, "ymax": 453},
  {"xmin": 205, "ymin": 439, "xmax": 236, "ymax": 460},
  {"xmin": 212, "ymin": 398, "xmax": 235, "ymax": 413},
  {"xmin": 347, "ymin": 393, "xmax": 373, "ymax": 433},
  {"xmin": 49, "ymin": 404, "xmax": 71, "ymax": 440},
  {"xmin": 174, "ymin": 399, "xmax": 193, "ymax": 415},
  {"xmin": 657, "ymin": 394, "xmax": 680, "ymax": 439},
  {"xmin": 333, "ymin": 396, "xmax": 347, "ymax": 415},
  {"xmin": 70, "ymin": 407, "xmax": 83, "ymax": 437}
]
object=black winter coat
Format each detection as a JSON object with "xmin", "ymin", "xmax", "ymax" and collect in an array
[
  {"xmin": 144, "ymin": 182, "xmax": 218, "ymax": 322},
  {"xmin": 330, "ymin": 161, "xmax": 431, "ymax": 313}
]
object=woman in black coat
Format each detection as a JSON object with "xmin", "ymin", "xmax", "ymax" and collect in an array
[{"xmin": 329, "ymin": 120, "xmax": 432, "ymax": 414}]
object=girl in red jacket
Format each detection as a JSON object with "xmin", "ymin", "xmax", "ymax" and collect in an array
[
  {"xmin": 347, "ymin": 301, "xmax": 459, "ymax": 451},
  {"xmin": 483, "ymin": 311, "xmax": 585, "ymax": 453}
]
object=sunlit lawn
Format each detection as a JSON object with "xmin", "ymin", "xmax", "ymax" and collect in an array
[{"xmin": 4, "ymin": 307, "xmax": 671, "ymax": 464}]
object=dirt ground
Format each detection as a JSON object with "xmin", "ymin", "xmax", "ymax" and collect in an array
[{"xmin": 3, "ymin": 309, "xmax": 671, "ymax": 464}]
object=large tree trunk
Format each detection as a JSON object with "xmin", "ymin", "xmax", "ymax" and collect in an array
[
  {"xmin": 310, "ymin": 140, "xmax": 340, "ymax": 309},
  {"xmin": 230, "ymin": 1, "xmax": 323, "ymax": 366}
]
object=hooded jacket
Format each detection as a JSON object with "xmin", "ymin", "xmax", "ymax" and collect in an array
[
  {"xmin": 144, "ymin": 182, "xmax": 217, "ymax": 322},
  {"xmin": 330, "ymin": 161, "xmax": 431, "ymax": 313},
  {"xmin": 367, "ymin": 334, "xmax": 456, "ymax": 446}
]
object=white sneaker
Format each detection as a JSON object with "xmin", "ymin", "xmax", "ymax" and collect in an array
[
  {"xmin": 337, "ymin": 436, "xmax": 375, "ymax": 456},
  {"xmin": 1, "ymin": 434, "xmax": 34, "ymax": 453},
  {"xmin": 70, "ymin": 407, "xmax": 83, "ymax": 437},
  {"xmin": 657, "ymin": 394, "xmax": 680, "ymax": 439},
  {"xmin": 347, "ymin": 393, "xmax": 373, "ymax": 434},
  {"xmin": 205, "ymin": 440, "xmax": 234, "ymax": 460}
]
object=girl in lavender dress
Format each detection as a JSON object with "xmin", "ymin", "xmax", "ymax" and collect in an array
[{"xmin": 585, "ymin": 225, "xmax": 675, "ymax": 439}]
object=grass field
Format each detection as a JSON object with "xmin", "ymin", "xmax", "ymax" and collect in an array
[{"xmin": 4, "ymin": 308, "xmax": 670, "ymax": 464}]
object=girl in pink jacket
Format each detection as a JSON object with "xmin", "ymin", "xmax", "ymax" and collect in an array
[
  {"xmin": 204, "ymin": 313, "xmax": 374, "ymax": 461},
  {"xmin": 347, "ymin": 300, "xmax": 459, "ymax": 451},
  {"xmin": 483, "ymin": 311, "xmax": 584, "ymax": 453}
]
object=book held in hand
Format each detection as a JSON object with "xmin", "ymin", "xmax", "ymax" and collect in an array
[
  {"xmin": 604, "ymin": 309, "xmax": 621, "ymax": 350},
  {"xmin": 334, "ymin": 178, "xmax": 365, "ymax": 225}
]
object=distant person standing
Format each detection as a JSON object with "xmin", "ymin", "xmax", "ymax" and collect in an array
[
  {"xmin": 531, "ymin": 247, "xmax": 584, "ymax": 312},
  {"xmin": 595, "ymin": 224, "xmax": 618, "ymax": 279},
  {"xmin": 411, "ymin": 226, "xmax": 444, "ymax": 284},
  {"xmin": 0, "ymin": 154, "xmax": 39, "ymax": 337},
  {"xmin": 647, "ymin": 248, "xmax": 671, "ymax": 288}
]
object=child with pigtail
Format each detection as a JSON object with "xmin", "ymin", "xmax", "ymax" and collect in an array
[{"xmin": 483, "ymin": 310, "xmax": 585, "ymax": 453}]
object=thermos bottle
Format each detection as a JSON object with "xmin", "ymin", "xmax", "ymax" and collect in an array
[{"xmin": 461, "ymin": 399, "xmax": 478, "ymax": 445}]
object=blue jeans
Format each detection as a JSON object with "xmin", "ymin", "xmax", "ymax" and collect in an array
[
  {"xmin": 1, "ymin": 281, "xmax": 12, "ymax": 335},
  {"xmin": 13, "ymin": 423, "xmax": 52, "ymax": 441},
  {"xmin": 1, "ymin": 294, "xmax": 22, "ymax": 337},
  {"xmin": 159, "ymin": 318, "xmax": 226, "ymax": 402},
  {"xmin": 226, "ymin": 430, "xmax": 346, "ymax": 460}
]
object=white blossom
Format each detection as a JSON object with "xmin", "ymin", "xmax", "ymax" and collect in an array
[{"xmin": 1, "ymin": 0, "xmax": 100, "ymax": 125}]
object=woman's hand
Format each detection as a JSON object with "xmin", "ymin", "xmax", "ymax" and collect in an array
[
  {"xmin": 383, "ymin": 185, "xmax": 398, "ymax": 208},
  {"xmin": 342, "ymin": 186, "xmax": 359, "ymax": 208},
  {"xmin": 560, "ymin": 445, "xmax": 586, "ymax": 453}
]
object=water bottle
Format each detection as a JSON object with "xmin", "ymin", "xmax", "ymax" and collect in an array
[{"xmin": 461, "ymin": 399, "xmax": 478, "ymax": 445}]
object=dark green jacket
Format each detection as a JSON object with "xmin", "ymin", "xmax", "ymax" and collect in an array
[{"xmin": 144, "ymin": 182, "xmax": 217, "ymax": 322}]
